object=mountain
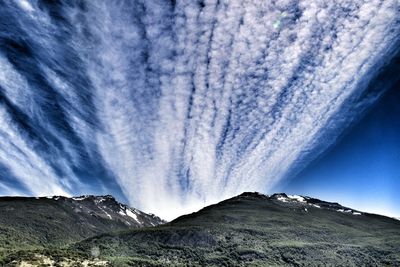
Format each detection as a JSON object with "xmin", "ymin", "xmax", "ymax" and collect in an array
[
  {"xmin": 1, "ymin": 192, "xmax": 399, "ymax": 266},
  {"xmin": 70, "ymin": 192, "xmax": 400, "ymax": 266},
  {"xmin": 0, "ymin": 195, "xmax": 165, "ymax": 250}
]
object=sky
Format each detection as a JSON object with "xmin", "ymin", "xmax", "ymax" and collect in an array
[
  {"xmin": 0, "ymin": 0, "xmax": 399, "ymax": 220},
  {"xmin": 280, "ymin": 81, "xmax": 400, "ymax": 218}
]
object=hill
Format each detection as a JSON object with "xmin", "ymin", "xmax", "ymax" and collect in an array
[
  {"xmin": 0, "ymin": 195, "xmax": 164, "ymax": 250},
  {"xmin": 1, "ymin": 192, "xmax": 399, "ymax": 266},
  {"xmin": 72, "ymin": 192, "xmax": 400, "ymax": 266}
]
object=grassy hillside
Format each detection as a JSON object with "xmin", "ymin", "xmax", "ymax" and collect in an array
[
  {"xmin": 1, "ymin": 192, "xmax": 399, "ymax": 266},
  {"xmin": 0, "ymin": 195, "xmax": 164, "ymax": 265},
  {"xmin": 70, "ymin": 192, "xmax": 400, "ymax": 266}
]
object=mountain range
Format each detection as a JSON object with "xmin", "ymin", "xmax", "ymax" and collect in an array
[
  {"xmin": 0, "ymin": 195, "xmax": 164, "ymax": 250},
  {"xmin": 1, "ymin": 192, "xmax": 399, "ymax": 266}
]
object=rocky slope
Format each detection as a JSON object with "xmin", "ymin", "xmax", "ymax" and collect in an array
[{"xmin": 0, "ymin": 195, "xmax": 165, "ymax": 250}]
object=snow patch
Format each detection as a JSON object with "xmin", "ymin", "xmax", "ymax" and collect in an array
[
  {"xmin": 118, "ymin": 207, "xmax": 141, "ymax": 224},
  {"xmin": 288, "ymin": 195, "xmax": 306, "ymax": 202},
  {"xmin": 126, "ymin": 209, "xmax": 140, "ymax": 224},
  {"xmin": 277, "ymin": 196, "xmax": 288, "ymax": 202},
  {"xmin": 118, "ymin": 210, "xmax": 126, "ymax": 216},
  {"xmin": 101, "ymin": 209, "xmax": 112, "ymax": 219},
  {"xmin": 337, "ymin": 209, "xmax": 354, "ymax": 214},
  {"xmin": 104, "ymin": 212, "xmax": 112, "ymax": 219},
  {"xmin": 72, "ymin": 196, "xmax": 88, "ymax": 201}
]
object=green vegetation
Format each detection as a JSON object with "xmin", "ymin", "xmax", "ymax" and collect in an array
[
  {"xmin": 0, "ymin": 195, "xmax": 161, "ymax": 266},
  {"xmin": 71, "ymin": 193, "xmax": 400, "ymax": 266},
  {"xmin": 0, "ymin": 196, "xmax": 134, "ymax": 250},
  {"xmin": 1, "ymin": 193, "xmax": 399, "ymax": 266}
]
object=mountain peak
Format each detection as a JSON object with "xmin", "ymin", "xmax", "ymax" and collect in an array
[
  {"xmin": 237, "ymin": 192, "xmax": 269, "ymax": 199},
  {"xmin": 77, "ymin": 191, "xmax": 400, "ymax": 267},
  {"xmin": 228, "ymin": 192, "xmax": 365, "ymax": 217},
  {"xmin": 71, "ymin": 194, "xmax": 114, "ymax": 201},
  {"xmin": 0, "ymin": 195, "xmax": 165, "ymax": 244}
]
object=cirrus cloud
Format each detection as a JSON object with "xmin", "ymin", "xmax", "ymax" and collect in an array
[{"xmin": 0, "ymin": 0, "xmax": 399, "ymax": 220}]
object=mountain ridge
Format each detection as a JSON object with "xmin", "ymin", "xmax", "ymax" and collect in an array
[
  {"xmin": 70, "ymin": 191, "xmax": 400, "ymax": 266},
  {"xmin": 1, "ymin": 192, "xmax": 399, "ymax": 266},
  {"xmin": 172, "ymin": 192, "xmax": 398, "ymax": 225},
  {"xmin": 0, "ymin": 194, "xmax": 165, "ymax": 251}
]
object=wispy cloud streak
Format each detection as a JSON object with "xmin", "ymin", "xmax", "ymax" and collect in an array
[{"xmin": 0, "ymin": 0, "xmax": 399, "ymax": 219}]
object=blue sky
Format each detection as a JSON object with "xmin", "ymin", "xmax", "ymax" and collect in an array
[
  {"xmin": 0, "ymin": 1, "xmax": 399, "ymax": 220},
  {"xmin": 282, "ymin": 83, "xmax": 400, "ymax": 218}
]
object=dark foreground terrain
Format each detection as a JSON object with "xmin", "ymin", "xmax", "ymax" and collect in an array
[
  {"xmin": 0, "ymin": 195, "xmax": 164, "ymax": 266},
  {"xmin": 1, "ymin": 192, "xmax": 399, "ymax": 266}
]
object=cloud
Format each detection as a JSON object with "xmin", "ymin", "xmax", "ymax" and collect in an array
[{"xmin": 0, "ymin": 0, "xmax": 399, "ymax": 220}]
